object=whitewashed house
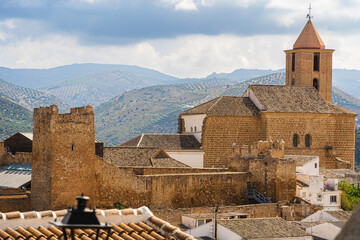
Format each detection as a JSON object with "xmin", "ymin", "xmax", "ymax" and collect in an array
[{"xmin": 287, "ymin": 155, "xmax": 342, "ymax": 210}]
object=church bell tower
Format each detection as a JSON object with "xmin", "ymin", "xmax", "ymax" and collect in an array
[{"xmin": 284, "ymin": 19, "xmax": 334, "ymax": 102}]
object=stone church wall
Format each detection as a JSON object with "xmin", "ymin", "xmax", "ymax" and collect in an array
[
  {"xmin": 261, "ymin": 112, "xmax": 355, "ymax": 169},
  {"xmin": 201, "ymin": 116, "xmax": 263, "ymax": 168},
  {"xmin": 201, "ymin": 112, "xmax": 355, "ymax": 169}
]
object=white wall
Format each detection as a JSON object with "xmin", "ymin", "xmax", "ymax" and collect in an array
[
  {"xmin": 322, "ymin": 191, "xmax": 341, "ymax": 211},
  {"xmin": 306, "ymin": 222, "xmax": 341, "ymax": 240},
  {"xmin": 217, "ymin": 224, "xmax": 242, "ymax": 240},
  {"xmin": 303, "ymin": 157, "xmax": 319, "ymax": 175},
  {"xmin": 309, "ymin": 175, "xmax": 324, "ymax": 205},
  {"xmin": 181, "ymin": 114, "xmax": 206, "ymax": 141},
  {"xmin": 185, "ymin": 221, "xmax": 214, "ymax": 238},
  {"xmin": 167, "ymin": 150, "xmax": 204, "ymax": 168},
  {"xmin": 182, "ymin": 216, "xmax": 197, "ymax": 228}
]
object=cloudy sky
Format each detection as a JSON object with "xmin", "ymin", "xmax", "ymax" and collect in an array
[{"xmin": 0, "ymin": 0, "xmax": 359, "ymax": 78}]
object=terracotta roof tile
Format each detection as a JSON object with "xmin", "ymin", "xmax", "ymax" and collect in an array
[
  {"xmin": 0, "ymin": 229, "xmax": 14, "ymax": 240},
  {"xmin": 0, "ymin": 208, "xmax": 194, "ymax": 240},
  {"xmin": 5, "ymin": 212, "xmax": 20, "ymax": 220},
  {"xmin": 22, "ymin": 211, "xmax": 38, "ymax": 219},
  {"xmin": 103, "ymin": 209, "xmax": 120, "ymax": 216},
  {"xmin": 38, "ymin": 211, "xmax": 53, "ymax": 218},
  {"xmin": 118, "ymin": 223, "xmax": 134, "ymax": 234},
  {"xmin": 293, "ymin": 20, "xmax": 325, "ymax": 49},
  {"xmin": 53, "ymin": 210, "xmax": 67, "ymax": 218},
  {"xmin": 120, "ymin": 209, "xmax": 136, "ymax": 216},
  {"xmin": 6, "ymin": 228, "xmax": 25, "ymax": 239},
  {"xmin": 47, "ymin": 226, "xmax": 62, "ymax": 237},
  {"xmin": 17, "ymin": 227, "xmax": 35, "ymax": 240}
]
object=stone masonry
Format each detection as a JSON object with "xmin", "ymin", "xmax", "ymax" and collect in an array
[{"xmin": 31, "ymin": 105, "xmax": 96, "ymax": 210}]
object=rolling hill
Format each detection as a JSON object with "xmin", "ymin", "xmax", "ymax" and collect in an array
[
  {"xmin": 0, "ymin": 63, "xmax": 179, "ymax": 89},
  {"xmin": 0, "ymin": 95, "xmax": 32, "ymax": 141},
  {"xmin": 39, "ymin": 69, "xmax": 181, "ymax": 107},
  {"xmin": 0, "ymin": 79, "xmax": 69, "ymax": 112},
  {"xmin": 94, "ymin": 72, "xmax": 360, "ymax": 146}
]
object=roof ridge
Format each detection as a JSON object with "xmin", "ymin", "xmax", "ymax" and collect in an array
[
  {"xmin": 206, "ymin": 96, "xmax": 224, "ymax": 114},
  {"xmin": 180, "ymin": 97, "xmax": 220, "ymax": 115},
  {"xmin": 137, "ymin": 134, "xmax": 144, "ymax": 147}
]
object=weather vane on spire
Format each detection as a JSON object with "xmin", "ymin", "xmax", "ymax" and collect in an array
[{"xmin": 307, "ymin": 3, "xmax": 313, "ymax": 20}]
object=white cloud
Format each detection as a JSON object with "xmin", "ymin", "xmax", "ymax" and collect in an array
[
  {"xmin": 265, "ymin": 0, "xmax": 360, "ymax": 26},
  {"xmin": 175, "ymin": 0, "xmax": 198, "ymax": 10}
]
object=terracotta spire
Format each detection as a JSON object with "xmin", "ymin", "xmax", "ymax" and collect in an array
[{"xmin": 293, "ymin": 19, "xmax": 325, "ymax": 49}]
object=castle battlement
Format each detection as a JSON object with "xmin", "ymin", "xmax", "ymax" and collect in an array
[
  {"xmin": 33, "ymin": 105, "xmax": 94, "ymax": 125},
  {"xmin": 238, "ymin": 139, "xmax": 285, "ymax": 159},
  {"xmin": 34, "ymin": 105, "xmax": 59, "ymax": 116}
]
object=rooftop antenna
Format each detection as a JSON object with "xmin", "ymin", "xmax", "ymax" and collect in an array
[{"xmin": 307, "ymin": 3, "xmax": 313, "ymax": 20}]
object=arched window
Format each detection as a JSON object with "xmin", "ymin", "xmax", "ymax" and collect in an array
[
  {"xmin": 293, "ymin": 134, "xmax": 298, "ymax": 147},
  {"xmin": 194, "ymin": 126, "xmax": 197, "ymax": 132},
  {"xmin": 305, "ymin": 134, "xmax": 311, "ymax": 147},
  {"xmin": 313, "ymin": 78, "xmax": 319, "ymax": 91},
  {"xmin": 190, "ymin": 127, "xmax": 193, "ymax": 132}
]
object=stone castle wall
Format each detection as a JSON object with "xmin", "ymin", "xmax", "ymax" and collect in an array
[
  {"xmin": 95, "ymin": 156, "xmax": 250, "ymax": 209},
  {"xmin": 0, "ymin": 142, "xmax": 32, "ymax": 165},
  {"xmin": 32, "ymin": 105, "xmax": 96, "ymax": 210}
]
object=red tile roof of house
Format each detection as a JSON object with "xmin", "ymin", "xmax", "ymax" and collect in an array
[{"xmin": 0, "ymin": 207, "xmax": 195, "ymax": 240}]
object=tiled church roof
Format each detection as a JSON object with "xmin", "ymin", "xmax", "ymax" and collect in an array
[
  {"xmin": 293, "ymin": 19, "xmax": 325, "ymax": 49},
  {"xmin": 180, "ymin": 85, "xmax": 355, "ymax": 116},
  {"xmin": 103, "ymin": 147, "xmax": 190, "ymax": 168},
  {"xmin": 181, "ymin": 96, "xmax": 259, "ymax": 116},
  {"xmin": 0, "ymin": 207, "xmax": 195, "ymax": 240},
  {"xmin": 246, "ymin": 85, "xmax": 355, "ymax": 114},
  {"xmin": 120, "ymin": 134, "xmax": 201, "ymax": 150}
]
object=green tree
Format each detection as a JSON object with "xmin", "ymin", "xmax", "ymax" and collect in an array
[{"xmin": 339, "ymin": 181, "xmax": 360, "ymax": 211}]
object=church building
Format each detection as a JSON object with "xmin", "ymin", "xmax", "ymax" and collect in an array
[{"xmin": 178, "ymin": 20, "xmax": 356, "ymax": 169}]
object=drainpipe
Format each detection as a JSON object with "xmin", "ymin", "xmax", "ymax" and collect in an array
[{"xmin": 214, "ymin": 206, "xmax": 219, "ymax": 239}]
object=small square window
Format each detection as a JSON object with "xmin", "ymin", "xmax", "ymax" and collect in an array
[
  {"xmin": 330, "ymin": 195, "xmax": 337, "ymax": 203},
  {"xmin": 197, "ymin": 220, "xmax": 204, "ymax": 226}
]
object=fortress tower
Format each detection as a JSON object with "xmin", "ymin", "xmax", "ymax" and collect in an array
[
  {"xmin": 31, "ymin": 105, "xmax": 96, "ymax": 210},
  {"xmin": 284, "ymin": 19, "xmax": 334, "ymax": 102}
]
